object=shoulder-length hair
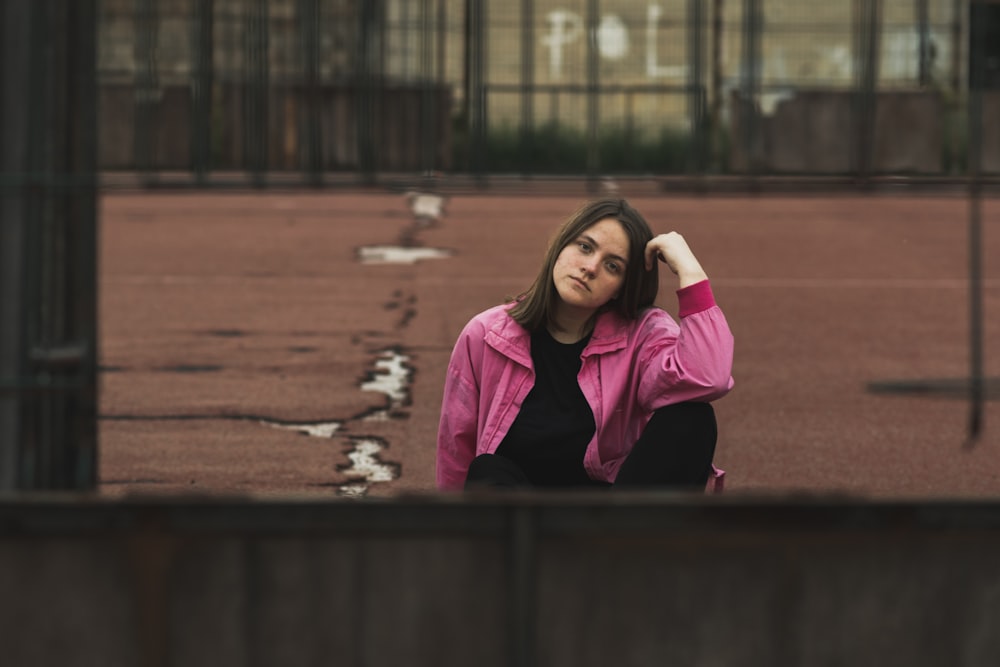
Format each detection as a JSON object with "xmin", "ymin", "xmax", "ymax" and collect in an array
[{"xmin": 507, "ymin": 198, "xmax": 659, "ymax": 332}]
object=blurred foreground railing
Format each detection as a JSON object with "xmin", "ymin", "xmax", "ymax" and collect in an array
[{"xmin": 2, "ymin": 493, "xmax": 1000, "ymax": 667}]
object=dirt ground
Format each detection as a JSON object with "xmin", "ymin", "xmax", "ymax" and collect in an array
[{"xmin": 97, "ymin": 185, "xmax": 1000, "ymax": 499}]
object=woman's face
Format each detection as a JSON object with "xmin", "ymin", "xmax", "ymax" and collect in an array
[{"xmin": 551, "ymin": 217, "xmax": 630, "ymax": 316}]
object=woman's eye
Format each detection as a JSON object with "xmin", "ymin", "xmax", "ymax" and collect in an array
[
  {"xmin": 606, "ymin": 262, "xmax": 620, "ymax": 274},
  {"xmin": 578, "ymin": 242, "xmax": 591, "ymax": 253}
]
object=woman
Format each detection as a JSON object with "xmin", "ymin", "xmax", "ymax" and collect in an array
[{"xmin": 436, "ymin": 198, "xmax": 734, "ymax": 491}]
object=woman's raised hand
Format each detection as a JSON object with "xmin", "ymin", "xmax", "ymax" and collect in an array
[{"xmin": 644, "ymin": 232, "xmax": 709, "ymax": 288}]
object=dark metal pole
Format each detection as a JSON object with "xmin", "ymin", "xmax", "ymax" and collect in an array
[
  {"xmin": 244, "ymin": 0, "xmax": 269, "ymax": 186},
  {"xmin": 420, "ymin": 0, "xmax": 436, "ymax": 177},
  {"xmin": 437, "ymin": 0, "xmax": 448, "ymax": 174},
  {"xmin": 710, "ymin": 0, "xmax": 724, "ymax": 171},
  {"xmin": 466, "ymin": 0, "xmax": 487, "ymax": 183},
  {"xmin": 192, "ymin": 0, "xmax": 215, "ymax": 184},
  {"xmin": 520, "ymin": 0, "xmax": 535, "ymax": 177},
  {"xmin": 687, "ymin": 0, "xmax": 706, "ymax": 173},
  {"xmin": 916, "ymin": 0, "xmax": 930, "ymax": 87},
  {"xmin": 0, "ymin": 0, "xmax": 97, "ymax": 490},
  {"xmin": 586, "ymin": 0, "xmax": 599, "ymax": 185},
  {"xmin": 298, "ymin": 0, "xmax": 322, "ymax": 185},
  {"xmin": 740, "ymin": 0, "xmax": 761, "ymax": 179},
  {"xmin": 0, "ymin": 1, "xmax": 32, "ymax": 491},
  {"xmin": 357, "ymin": 0, "xmax": 381, "ymax": 183},
  {"xmin": 853, "ymin": 0, "xmax": 881, "ymax": 183},
  {"xmin": 134, "ymin": 0, "xmax": 158, "ymax": 182},
  {"xmin": 966, "ymin": 1, "xmax": 985, "ymax": 445}
]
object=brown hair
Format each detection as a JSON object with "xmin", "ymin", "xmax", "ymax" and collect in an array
[{"xmin": 507, "ymin": 198, "xmax": 659, "ymax": 332}]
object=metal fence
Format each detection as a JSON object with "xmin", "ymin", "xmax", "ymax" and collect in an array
[
  {"xmin": 0, "ymin": 1, "xmax": 99, "ymax": 490},
  {"xmin": 93, "ymin": 0, "xmax": 999, "ymax": 186},
  {"xmin": 0, "ymin": 0, "xmax": 992, "ymax": 490}
]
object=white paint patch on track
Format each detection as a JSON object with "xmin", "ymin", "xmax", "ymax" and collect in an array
[
  {"xmin": 336, "ymin": 437, "xmax": 399, "ymax": 497},
  {"xmin": 357, "ymin": 245, "xmax": 452, "ymax": 265},
  {"xmin": 263, "ymin": 420, "xmax": 342, "ymax": 438},
  {"xmin": 361, "ymin": 349, "xmax": 411, "ymax": 407},
  {"xmin": 261, "ymin": 349, "xmax": 412, "ymax": 496}
]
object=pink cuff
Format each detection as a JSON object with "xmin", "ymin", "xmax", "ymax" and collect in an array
[{"xmin": 677, "ymin": 280, "xmax": 716, "ymax": 318}]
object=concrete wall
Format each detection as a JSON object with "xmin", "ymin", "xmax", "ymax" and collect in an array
[
  {"xmin": 2, "ymin": 495, "xmax": 1000, "ymax": 667},
  {"xmin": 729, "ymin": 89, "xmax": 946, "ymax": 174}
]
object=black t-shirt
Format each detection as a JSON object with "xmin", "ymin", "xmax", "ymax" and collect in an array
[{"xmin": 494, "ymin": 327, "xmax": 601, "ymax": 486}]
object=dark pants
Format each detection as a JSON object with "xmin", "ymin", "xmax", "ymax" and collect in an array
[{"xmin": 464, "ymin": 402, "xmax": 717, "ymax": 491}]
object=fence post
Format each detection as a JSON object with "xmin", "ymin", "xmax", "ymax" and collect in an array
[
  {"xmin": 916, "ymin": 0, "xmax": 931, "ymax": 87},
  {"xmin": 0, "ymin": 0, "xmax": 98, "ymax": 491},
  {"xmin": 710, "ymin": 0, "xmax": 724, "ymax": 172},
  {"xmin": 134, "ymin": 0, "xmax": 158, "ymax": 182},
  {"xmin": 298, "ymin": 0, "xmax": 322, "ymax": 185},
  {"xmin": 739, "ymin": 0, "xmax": 762, "ymax": 181},
  {"xmin": 419, "ymin": 0, "xmax": 437, "ymax": 178},
  {"xmin": 357, "ymin": 0, "xmax": 381, "ymax": 183},
  {"xmin": 191, "ymin": 0, "xmax": 215, "ymax": 184},
  {"xmin": 966, "ymin": 0, "xmax": 986, "ymax": 443},
  {"xmin": 465, "ymin": 0, "xmax": 487, "ymax": 183},
  {"xmin": 0, "ymin": 2, "xmax": 31, "ymax": 491},
  {"xmin": 852, "ymin": 0, "xmax": 881, "ymax": 184},
  {"xmin": 244, "ymin": 0, "xmax": 269, "ymax": 186},
  {"xmin": 585, "ymin": 0, "xmax": 600, "ymax": 187},
  {"xmin": 687, "ymin": 0, "xmax": 707, "ymax": 173},
  {"xmin": 519, "ymin": 0, "xmax": 535, "ymax": 177}
]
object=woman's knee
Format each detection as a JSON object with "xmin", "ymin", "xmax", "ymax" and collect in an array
[
  {"xmin": 614, "ymin": 402, "xmax": 718, "ymax": 488},
  {"xmin": 648, "ymin": 401, "xmax": 717, "ymax": 442}
]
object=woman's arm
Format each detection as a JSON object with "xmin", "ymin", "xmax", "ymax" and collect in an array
[
  {"xmin": 638, "ymin": 233, "xmax": 735, "ymax": 407},
  {"xmin": 436, "ymin": 330, "xmax": 481, "ymax": 491}
]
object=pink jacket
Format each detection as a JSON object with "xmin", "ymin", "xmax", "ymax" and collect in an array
[{"xmin": 436, "ymin": 280, "xmax": 735, "ymax": 491}]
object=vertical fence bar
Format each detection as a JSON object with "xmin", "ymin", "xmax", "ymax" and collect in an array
[
  {"xmin": 20, "ymin": 0, "xmax": 46, "ymax": 487},
  {"xmin": 298, "ymin": 0, "xmax": 321, "ymax": 185},
  {"xmin": 916, "ymin": 0, "xmax": 931, "ymax": 87},
  {"xmin": 420, "ymin": 0, "xmax": 436, "ymax": 177},
  {"xmin": 26, "ymin": 0, "xmax": 56, "ymax": 488},
  {"xmin": 0, "ymin": 1, "xmax": 32, "ymax": 491},
  {"xmin": 710, "ymin": 0, "xmax": 724, "ymax": 172},
  {"xmin": 586, "ymin": 0, "xmax": 600, "ymax": 184},
  {"xmin": 134, "ymin": 0, "xmax": 158, "ymax": 181},
  {"xmin": 520, "ymin": 0, "xmax": 535, "ymax": 177},
  {"xmin": 949, "ymin": 0, "xmax": 964, "ymax": 175},
  {"xmin": 950, "ymin": 0, "xmax": 962, "ymax": 100},
  {"xmin": 66, "ymin": 0, "xmax": 99, "ymax": 489},
  {"xmin": 357, "ymin": 0, "xmax": 380, "ymax": 183},
  {"xmin": 244, "ymin": 0, "xmax": 269, "ymax": 185},
  {"xmin": 192, "ymin": 0, "xmax": 215, "ymax": 183},
  {"xmin": 687, "ymin": 0, "xmax": 706, "ymax": 173},
  {"xmin": 0, "ymin": 0, "xmax": 97, "ymax": 491},
  {"xmin": 466, "ymin": 0, "xmax": 487, "ymax": 182},
  {"xmin": 853, "ymin": 0, "xmax": 880, "ymax": 183},
  {"xmin": 740, "ymin": 0, "xmax": 762, "ymax": 180},
  {"xmin": 966, "ymin": 0, "xmax": 985, "ymax": 443},
  {"xmin": 438, "ymin": 0, "xmax": 448, "ymax": 174}
]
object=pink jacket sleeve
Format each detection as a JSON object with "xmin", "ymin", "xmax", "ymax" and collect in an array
[
  {"xmin": 436, "ymin": 324, "xmax": 482, "ymax": 491},
  {"xmin": 637, "ymin": 280, "xmax": 734, "ymax": 409}
]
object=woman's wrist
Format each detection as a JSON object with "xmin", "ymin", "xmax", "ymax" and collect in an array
[
  {"xmin": 676, "ymin": 279, "xmax": 715, "ymax": 317},
  {"xmin": 676, "ymin": 265, "xmax": 708, "ymax": 289}
]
